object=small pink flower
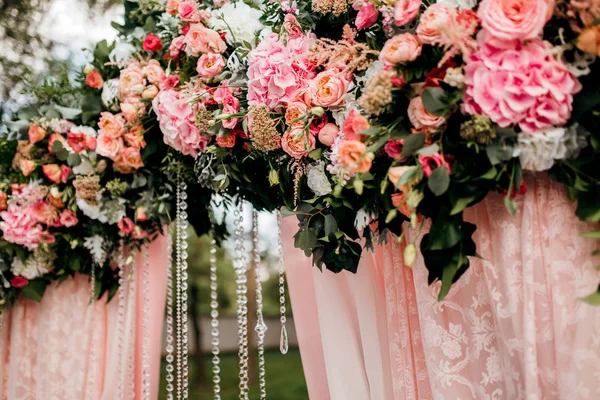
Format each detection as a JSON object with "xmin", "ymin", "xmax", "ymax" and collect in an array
[
  {"xmin": 380, "ymin": 33, "xmax": 422, "ymax": 65},
  {"xmin": 160, "ymin": 75, "xmax": 180, "ymax": 91},
  {"xmin": 10, "ymin": 276, "xmax": 29, "ymax": 288},
  {"xmin": 196, "ymin": 53, "xmax": 225, "ymax": 78},
  {"xmin": 478, "ymin": 0, "xmax": 548, "ymax": 41},
  {"xmin": 283, "ymin": 14, "xmax": 303, "ymax": 38},
  {"xmin": 394, "ymin": 0, "xmax": 421, "ymax": 27},
  {"xmin": 282, "ymin": 127, "xmax": 316, "ymax": 159},
  {"xmin": 222, "ymin": 96, "xmax": 240, "ymax": 129},
  {"xmin": 419, "ymin": 153, "xmax": 450, "ymax": 177},
  {"xmin": 343, "ymin": 109, "xmax": 370, "ymax": 141},
  {"xmin": 61, "ymin": 165, "xmax": 72, "ymax": 184},
  {"xmin": 178, "ymin": 0, "xmax": 199, "ymax": 22},
  {"xmin": 384, "ymin": 139, "xmax": 404, "ymax": 159},
  {"xmin": 60, "ymin": 209, "xmax": 78, "ymax": 227},
  {"xmin": 353, "ymin": 0, "xmax": 379, "ymax": 30},
  {"xmin": 118, "ymin": 217, "xmax": 135, "ymax": 235},
  {"xmin": 318, "ymin": 123, "xmax": 339, "ymax": 146},
  {"xmin": 408, "ymin": 96, "xmax": 446, "ymax": 132},
  {"xmin": 67, "ymin": 132, "xmax": 87, "ymax": 154},
  {"xmin": 143, "ymin": 33, "xmax": 163, "ymax": 52},
  {"xmin": 168, "ymin": 35, "xmax": 186, "ymax": 59}
]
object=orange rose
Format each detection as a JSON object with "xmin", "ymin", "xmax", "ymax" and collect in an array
[
  {"xmin": 338, "ymin": 140, "xmax": 372, "ymax": 173},
  {"xmin": 28, "ymin": 125, "xmax": 46, "ymax": 144},
  {"xmin": 142, "ymin": 85, "xmax": 159, "ymax": 99},
  {"xmin": 166, "ymin": 0, "xmax": 180, "ymax": 15},
  {"xmin": 18, "ymin": 159, "xmax": 36, "ymax": 177},
  {"xmin": 48, "ymin": 193, "xmax": 65, "ymax": 209},
  {"xmin": 184, "ymin": 24, "xmax": 227, "ymax": 57},
  {"xmin": 308, "ymin": 70, "xmax": 350, "ymax": 107},
  {"xmin": 85, "ymin": 70, "xmax": 104, "ymax": 89},
  {"xmin": 98, "ymin": 112, "xmax": 126, "ymax": 138},
  {"xmin": 0, "ymin": 192, "xmax": 7, "ymax": 212},
  {"xmin": 281, "ymin": 128, "xmax": 316, "ymax": 159},
  {"xmin": 124, "ymin": 128, "xmax": 146, "ymax": 149},
  {"xmin": 96, "ymin": 134, "xmax": 123, "ymax": 160}
]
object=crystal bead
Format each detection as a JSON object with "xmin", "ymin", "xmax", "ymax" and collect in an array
[{"xmin": 280, "ymin": 324, "xmax": 289, "ymax": 355}]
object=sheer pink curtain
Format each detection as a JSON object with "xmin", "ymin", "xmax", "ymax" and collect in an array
[
  {"xmin": 286, "ymin": 173, "xmax": 600, "ymax": 400},
  {"xmin": 0, "ymin": 233, "xmax": 169, "ymax": 400}
]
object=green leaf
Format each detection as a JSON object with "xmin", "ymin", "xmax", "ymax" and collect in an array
[
  {"xmin": 439, "ymin": 258, "xmax": 461, "ymax": 300},
  {"xmin": 67, "ymin": 153, "xmax": 82, "ymax": 167},
  {"xmin": 479, "ymin": 168, "xmax": 497, "ymax": 180},
  {"xmin": 450, "ymin": 196, "xmax": 476, "ymax": 216},
  {"xmin": 428, "ymin": 167, "xmax": 450, "ymax": 196},
  {"xmin": 400, "ymin": 134, "xmax": 426, "ymax": 158},
  {"xmin": 581, "ymin": 288, "xmax": 600, "ymax": 305},
  {"xmin": 54, "ymin": 105, "xmax": 82, "ymax": 119},
  {"xmin": 308, "ymin": 148, "xmax": 322, "ymax": 160},
  {"xmin": 21, "ymin": 280, "xmax": 47, "ymax": 302},
  {"xmin": 427, "ymin": 220, "xmax": 461, "ymax": 250},
  {"xmin": 421, "ymin": 87, "xmax": 447, "ymax": 116},
  {"xmin": 324, "ymin": 214, "xmax": 338, "ymax": 236},
  {"xmin": 581, "ymin": 230, "xmax": 600, "ymax": 239},
  {"xmin": 294, "ymin": 229, "xmax": 318, "ymax": 257},
  {"xmin": 417, "ymin": 144, "xmax": 440, "ymax": 156},
  {"xmin": 504, "ymin": 196, "xmax": 517, "ymax": 216}
]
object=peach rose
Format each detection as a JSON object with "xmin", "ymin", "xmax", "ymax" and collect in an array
[
  {"xmin": 42, "ymin": 164, "xmax": 61, "ymax": 184},
  {"xmin": 119, "ymin": 64, "xmax": 145, "ymax": 98},
  {"xmin": 478, "ymin": 0, "xmax": 548, "ymax": 41},
  {"xmin": 308, "ymin": 70, "xmax": 350, "ymax": 107},
  {"xmin": 408, "ymin": 96, "xmax": 445, "ymax": 132},
  {"xmin": 166, "ymin": 0, "xmax": 180, "ymax": 15},
  {"xmin": 124, "ymin": 128, "xmax": 146, "ymax": 149},
  {"xmin": 318, "ymin": 123, "xmax": 339, "ymax": 146},
  {"xmin": 144, "ymin": 60, "xmax": 165, "ymax": 84},
  {"xmin": 196, "ymin": 53, "xmax": 225, "ymax": 78},
  {"xmin": 388, "ymin": 165, "xmax": 418, "ymax": 193},
  {"xmin": 85, "ymin": 70, "xmax": 104, "ymax": 89},
  {"xmin": 395, "ymin": 0, "xmax": 421, "ymax": 27},
  {"xmin": 338, "ymin": 140, "xmax": 372, "ymax": 173},
  {"xmin": 342, "ymin": 109, "xmax": 370, "ymax": 141},
  {"xmin": 416, "ymin": 4, "xmax": 457, "ymax": 45},
  {"xmin": 281, "ymin": 128, "xmax": 316, "ymax": 159},
  {"xmin": 98, "ymin": 112, "xmax": 126, "ymax": 138},
  {"xmin": 0, "ymin": 192, "xmax": 7, "ymax": 212},
  {"xmin": 184, "ymin": 24, "xmax": 227, "ymax": 57},
  {"xmin": 142, "ymin": 85, "xmax": 159, "ymax": 99},
  {"xmin": 18, "ymin": 159, "xmax": 36, "ymax": 177},
  {"xmin": 285, "ymin": 101, "xmax": 309, "ymax": 125},
  {"xmin": 95, "ymin": 134, "xmax": 123, "ymax": 160},
  {"xmin": 120, "ymin": 146, "xmax": 144, "ymax": 170},
  {"xmin": 120, "ymin": 102, "xmax": 142, "ymax": 124},
  {"xmin": 380, "ymin": 33, "xmax": 422, "ymax": 66},
  {"xmin": 28, "ymin": 125, "xmax": 46, "ymax": 144},
  {"xmin": 577, "ymin": 26, "xmax": 600, "ymax": 56}
]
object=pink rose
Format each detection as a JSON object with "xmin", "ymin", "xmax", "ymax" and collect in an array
[
  {"xmin": 98, "ymin": 112, "xmax": 126, "ymax": 138},
  {"xmin": 120, "ymin": 146, "xmax": 144, "ymax": 171},
  {"xmin": 196, "ymin": 53, "xmax": 225, "ymax": 78},
  {"xmin": 308, "ymin": 70, "xmax": 350, "ymax": 107},
  {"xmin": 18, "ymin": 159, "xmax": 36, "ymax": 177},
  {"xmin": 222, "ymin": 96, "xmax": 240, "ymax": 129},
  {"xmin": 283, "ymin": 14, "xmax": 303, "ymax": 38},
  {"xmin": 419, "ymin": 153, "xmax": 450, "ymax": 177},
  {"xmin": 144, "ymin": 60, "xmax": 165, "ymax": 84},
  {"xmin": 384, "ymin": 139, "xmax": 404, "ymax": 159},
  {"xmin": 60, "ymin": 209, "xmax": 78, "ymax": 227},
  {"xmin": 143, "ymin": 33, "xmax": 163, "ymax": 52},
  {"xmin": 28, "ymin": 125, "xmax": 46, "ymax": 144},
  {"xmin": 408, "ymin": 96, "xmax": 446, "ymax": 132},
  {"xmin": 118, "ymin": 217, "xmax": 135, "ymax": 235},
  {"xmin": 478, "ymin": 0, "xmax": 548, "ymax": 41},
  {"xmin": 353, "ymin": 0, "xmax": 379, "ymax": 30},
  {"xmin": 168, "ymin": 35, "xmax": 186, "ymax": 59},
  {"xmin": 395, "ymin": 0, "xmax": 421, "ymax": 27},
  {"xmin": 185, "ymin": 24, "xmax": 227, "ymax": 57},
  {"xmin": 160, "ymin": 75, "xmax": 180, "ymax": 91},
  {"xmin": 343, "ymin": 109, "xmax": 370, "ymax": 141},
  {"xmin": 281, "ymin": 128, "xmax": 316, "ymax": 159},
  {"xmin": 318, "ymin": 123, "xmax": 339, "ymax": 146},
  {"xmin": 178, "ymin": 0, "xmax": 199, "ymax": 22},
  {"xmin": 380, "ymin": 33, "xmax": 422, "ymax": 66},
  {"xmin": 10, "ymin": 276, "xmax": 29, "ymax": 288},
  {"xmin": 416, "ymin": 4, "xmax": 457, "ymax": 45},
  {"xmin": 61, "ymin": 165, "xmax": 72, "ymax": 184},
  {"xmin": 96, "ymin": 133, "xmax": 123, "ymax": 160},
  {"xmin": 42, "ymin": 164, "xmax": 61, "ymax": 183}
]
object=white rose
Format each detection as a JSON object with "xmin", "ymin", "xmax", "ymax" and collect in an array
[{"xmin": 306, "ymin": 162, "xmax": 333, "ymax": 197}]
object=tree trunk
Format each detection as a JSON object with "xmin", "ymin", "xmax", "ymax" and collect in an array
[{"xmin": 189, "ymin": 285, "xmax": 206, "ymax": 386}]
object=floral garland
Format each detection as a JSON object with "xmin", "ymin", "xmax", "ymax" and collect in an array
[{"xmin": 3, "ymin": 0, "xmax": 600, "ymax": 307}]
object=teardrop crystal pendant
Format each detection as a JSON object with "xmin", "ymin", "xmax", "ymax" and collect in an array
[{"xmin": 280, "ymin": 324, "xmax": 289, "ymax": 355}]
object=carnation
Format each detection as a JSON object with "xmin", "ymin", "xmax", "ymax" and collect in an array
[
  {"xmin": 513, "ymin": 125, "xmax": 589, "ymax": 172},
  {"xmin": 306, "ymin": 162, "xmax": 333, "ymax": 196},
  {"xmin": 462, "ymin": 35, "xmax": 582, "ymax": 134},
  {"xmin": 11, "ymin": 257, "xmax": 50, "ymax": 280},
  {"xmin": 0, "ymin": 204, "xmax": 46, "ymax": 250},
  {"xmin": 209, "ymin": 1, "xmax": 265, "ymax": 45}
]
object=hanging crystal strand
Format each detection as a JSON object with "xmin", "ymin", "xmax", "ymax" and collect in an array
[
  {"xmin": 276, "ymin": 210, "xmax": 289, "ymax": 355},
  {"xmin": 89, "ymin": 263, "xmax": 96, "ymax": 304},
  {"xmin": 127, "ymin": 254, "xmax": 137, "ymax": 400},
  {"xmin": 86, "ymin": 263, "xmax": 99, "ymax": 400},
  {"xmin": 116, "ymin": 245, "xmax": 127, "ymax": 400},
  {"xmin": 175, "ymin": 175, "xmax": 190, "ymax": 399},
  {"xmin": 165, "ymin": 232, "xmax": 175, "ymax": 400},
  {"xmin": 234, "ymin": 202, "xmax": 250, "ymax": 400},
  {"xmin": 252, "ymin": 210, "xmax": 268, "ymax": 399},
  {"xmin": 141, "ymin": 246, "xmax": 151, "ymax": 400},
  {"xmin": 209, "ymin": 234, "xmax": 222, "ymax": 400},
  {"xmin": 175, "ymin": 178, "xmax": 183, "ymax": 400}
]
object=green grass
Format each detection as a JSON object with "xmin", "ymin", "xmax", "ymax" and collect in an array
[{"xmin": 159, "ymin": 349, "xmax": 309, "ymax": 400}]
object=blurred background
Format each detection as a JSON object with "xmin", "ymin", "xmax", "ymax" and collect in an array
[{"xmin": 0, "ymin": 1, "xmax": 308, "ymax": 398}]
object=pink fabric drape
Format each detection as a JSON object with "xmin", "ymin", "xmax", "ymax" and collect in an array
[
  {"xmin": 0, "ymin": 233, "xmax": 169, "ymax": 400},
  {"xmin": 286, "ymin": 173, "xmax": 600, "ymax": 400}
]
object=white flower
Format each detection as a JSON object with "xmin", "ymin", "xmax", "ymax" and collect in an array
[
  {"xmin": 354, "ymin": 209, "xmax": 379, "ymax": 231},
  {"xmin": 73, "ymin": 152, "xmax": 96, "ymax": 175},
  {"xmin": 11, "ymin": 257, "xmax": 49, "ymax": 280},
  {"xmin": 101, "ymin": 79, "xmax": 120, "ymax": 111},
  {"xmin": 71, "ymin": 125, "xmax": 97, "ymax": 137},
  {"xmin": 436, "ymin": 0, "xmax": 476, "ymax": 10},
  {"xmin": 77, "ymin": 194, "xmax": 109, "ymax": 224},
  {"xmin": 356, "ymin": 60, "xmax": 383, "ymax": 88},
  {"xmin": 209, "ymin": 1, "xmax": 265, "ymax": 45},
  {"xmin": 109, "ymin": 42, "xmax": 136, "ymax": 63},
  {"xmin": 514, "ymin": 125, "xmax": 589, "ymax": 172},
  {"xmin": 306, "ymin": 162, "xmax": 333, "ymax": 197},
  {"xmin": 157, "ymin": 12, "xmax": 180, "ymax": 33},
  {"xmin": 84, "ymin": 235, "xmax": 106, "ymax": 265}
]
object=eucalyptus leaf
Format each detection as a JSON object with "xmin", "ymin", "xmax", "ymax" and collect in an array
[
  {"xmin": 450, "ymin": 196, "xmax": 476, "ymax": 216},
  {"xmin": 401, "ymin": 134, "xmax": 426, "ymax": 158},
  {"xmin": 54, "ymin": 105, "xmax": 82, "ymax": 119},
  {"xmin": 421, "ymin": 87, "xmax": 447, "ymax": 116},
  {"xmin": 67, "ymin": 153, "xmax": 82, "ymax": 167},
  {"xmin": 428, "ymin": 167, "xmax": 450, "ymax": 196},
  {"xmin": 417, "ymin": 144, "xmax": 440, "ymax": 156}
]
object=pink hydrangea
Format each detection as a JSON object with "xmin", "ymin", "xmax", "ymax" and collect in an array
[
  {"xmin": 462, "ymin": 33, "xmax": 582, "ymax": 133},
  {"xmin": 153, "ymin": 89, "xmax": 210, "ymax": 157},
  {"xmin": 0, "ymin": 204, "xmax": 46, "ymax": 250},
  {"xmin": 247, "ymin": 32, "xmax": 316, "ymax": 109}
]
